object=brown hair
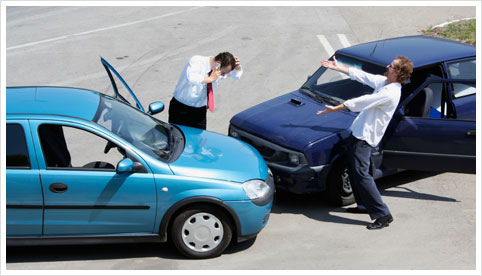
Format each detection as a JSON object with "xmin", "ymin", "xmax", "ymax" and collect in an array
[
  {"xmin": 395, "ymin": 56, "xmax": 413, "ymax": 84},
  {"xmin": 215, "ymin": 52, "xmax": 236, "ymax": 70}
]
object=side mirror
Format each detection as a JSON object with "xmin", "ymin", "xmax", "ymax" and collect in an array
[
  {"xmin": 116, "ymin": 158, "xmax": 134, "ymax": 174},
  {"xmin": 148, "ymin": 101, "xmax": 165, "ymax": 115}
]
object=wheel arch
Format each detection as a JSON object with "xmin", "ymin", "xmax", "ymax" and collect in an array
[{"xmin": 158, "ymin": 196, "xmax": 241, "ymax": 243}]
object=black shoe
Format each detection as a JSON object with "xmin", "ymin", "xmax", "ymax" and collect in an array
[
  {"xmin": 367, "ymin": 214, "xmax": 393, "ymax": 230},
  {"xmin": 346, "ymin": 207, "xmax": 368, "ymax": 214}
]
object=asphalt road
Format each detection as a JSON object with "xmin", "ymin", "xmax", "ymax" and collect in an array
[{"xmin": 5, "ymin": 5, "xmax": 477, "ymax": 271}]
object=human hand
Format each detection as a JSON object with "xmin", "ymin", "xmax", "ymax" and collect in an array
[
  {"xmin": 316, "ymin": 105, "xmax": 336, "ymax": 115},
  {"xmin": 320, "ymin": 56, "xmax": 339, "ymax": 70},
  {"xmin": 234, "ymin": 56, "xmax": 242, "ymax": 70},
  {"xmin": 209, "ymin": 68, "xmax": 221, "ymax": 82}
]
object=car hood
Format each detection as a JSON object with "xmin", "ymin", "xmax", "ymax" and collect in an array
[
  {"xmin": 230, "ymin": 90, "xmax": 356, "ymax": 151},
  {"xmin": 168, "ymin": 125, "xmax": 268, "ymax": 183}
]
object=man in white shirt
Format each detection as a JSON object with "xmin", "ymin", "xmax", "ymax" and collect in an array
[
  {"xmin": 317, "ymin": 55, "xmax": 413, "ymax": 230},
  {"xmin": 168, "ymin": 52, "xmax": 243, "ymax": 130}
]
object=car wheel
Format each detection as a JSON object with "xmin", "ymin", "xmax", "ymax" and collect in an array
[
  {"xmin": 171, "ymin": 205, "xmax": 233, "ymax": 259},
  {"xmin": 325, "ymin": 160, "xmax": 355, "ymax": 206}
]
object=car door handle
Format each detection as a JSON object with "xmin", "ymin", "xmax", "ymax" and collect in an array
[
  {"xmin": 49, "ymin": 182, "xmax": 68, "ymax": 193},
  {"xmin": 466, "ymin": 129, "xmax": 476, "ymax": 136}
]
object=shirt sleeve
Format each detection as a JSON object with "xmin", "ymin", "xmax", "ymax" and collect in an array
[
  {"xmin": 343, "ymin": 90, "xmax": 391, "ymax": 112},
  {"xmin": 226, "ymin": 67, "xmax": 243, "ymax": 81},
  {"xmin": 185, "ymin": 56, "xmax": 205, "ymax": 84},
  {"xmin": 349, "ymin": 67, "xmax": 387, "ymax": 89}
]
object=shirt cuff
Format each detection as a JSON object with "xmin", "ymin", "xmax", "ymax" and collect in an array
[
  {"xmin": 231, "ymin": 68, "xmax": 243, "ymax": 80},
  {"xmin": 343, "ymin": 100, "xmax": 354, "ymax": 111}
]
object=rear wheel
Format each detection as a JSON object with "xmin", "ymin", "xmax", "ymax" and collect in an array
[
  {"xmin": 325, "ymin": 160, "xmax": 355, "ymax": 206},
  {"xmin": 170, "ymin": 205, "xmax": 233, "ymax": 259}
]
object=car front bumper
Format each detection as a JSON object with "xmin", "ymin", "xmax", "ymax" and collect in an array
[
  {"xmin": 226, "ymin": 198, "xmax": 273, "ymax": 242},
  {"xmin": 229, "ymin": 125, "xmax": 332, "ymax": 194},
  {"xmin": 267, "ymin": 161, "xmax": 331, "ymax": 194}
]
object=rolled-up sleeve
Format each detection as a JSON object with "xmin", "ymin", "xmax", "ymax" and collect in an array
[
  {"xmin": 229, "ymin": 67, "xmax": 243, "ymax": 81},
  {"xmin": 349, "ymin": 67, "xmax": 387, "ymax": 89},
  {"xmin": 344, "ymin": 92, "xmax": 391, "ymax": 112}
]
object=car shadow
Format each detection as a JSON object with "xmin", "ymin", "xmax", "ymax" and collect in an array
[
  {"xmin": 6, "ymin": 236, "xmax": 257, "ymax": 264},
  {"xmin": 6, "ymin": 243, "xmax": 183, "ymax": 263},
  {"xmin": 271, "ymin": 170, "xmax": 457, "ymax": 226}
]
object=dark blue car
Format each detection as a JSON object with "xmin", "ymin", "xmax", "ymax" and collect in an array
[{"xmin": 229, "ymin": 35, "xmax": 476, "ymax": 206}]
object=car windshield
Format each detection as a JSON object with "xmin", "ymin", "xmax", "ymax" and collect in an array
[
  {"xmin": 93, "ymin": 95, "xmax": 179, "ymax": 161},
  {"xmin": 301, "ymin": 55, "xmax": 386, "ymax": 105}
]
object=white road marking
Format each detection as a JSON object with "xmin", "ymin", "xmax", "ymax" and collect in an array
[
  {"xmin": 337, "ymin": 33, "xmax": 351, "ymax": 48},
  {"xmin": 7, "ymin": 6, "xmax": 202, "ymax": 51},
  {"xmin": 316, "ymin": 34, "xmax": 335, "ymax": 57}
]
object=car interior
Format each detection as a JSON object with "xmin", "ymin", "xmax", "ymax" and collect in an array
[
  {"xmin": 402, "ymin": 66, "xmax": 446, "ymax": 119},
  {"xmin": 38, "ymin": 124, "xmax": 118, "ymax": 170}
]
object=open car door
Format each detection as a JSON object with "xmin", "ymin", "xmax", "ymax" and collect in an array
[
  {"xmin": 382, "ymin": 78, "xmax": 476, "ymax": 174},
  {"xmin": 101, "ymin": 57, "xmax": 146, "ymax": 112}
]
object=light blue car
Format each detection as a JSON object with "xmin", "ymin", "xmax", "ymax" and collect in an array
[{"xmin": 6, "ymin": 58, "xmax": 274, "ymax": 259}]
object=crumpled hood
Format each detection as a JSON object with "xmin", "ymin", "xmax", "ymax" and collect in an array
[
  {"xmin": 169, "ymin": 125, "xmax": 268, "ymax": 183},
  {"xmin": 230, "ymin": 90, "xmax": 356, "ymax": 151}
]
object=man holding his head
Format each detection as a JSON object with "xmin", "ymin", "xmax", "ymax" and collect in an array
[{"xmin": 168, "ymin": 52, "xmax": 242, "ymax": 130}]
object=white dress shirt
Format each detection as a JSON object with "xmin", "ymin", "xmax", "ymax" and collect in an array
[
  {"xmin": 343, "ymin": 67, "xmax": 401, "ymax": 147},
  {"xmin": 173, "ymin": 55, "xmax": 243, "ymax": 108}
]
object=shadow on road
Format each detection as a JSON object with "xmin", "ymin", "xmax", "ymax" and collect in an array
[
  {"xmin": 7, "ymin": 242, "xmax": 182, "ymax": 264},
  {"xmin": 7, "ymin": 237, "xmax": 256, "ymax": 264},
  {"xmin": 6, "ymin": 171, "xmax": 454, "ymax": 264},
  {"xmin": 271, "ymin": 170, "xmax": 457, "ymax": 225}
]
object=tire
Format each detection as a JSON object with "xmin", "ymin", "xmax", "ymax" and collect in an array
[
  {"xmin": 325, "ymin": 159, "xmax": 355, "ymax": 206},
  {"xmin": 170, "ymin": 205, "xmax": 233, "ymax": 259}
]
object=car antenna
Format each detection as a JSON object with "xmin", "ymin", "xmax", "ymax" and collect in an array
[{"xmin": 370, "ymin": 29, "xmax": 384, "ymax": 56}]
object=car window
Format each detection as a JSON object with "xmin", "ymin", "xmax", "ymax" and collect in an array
[
  {"xmin": 447, "ymin": 60, "xmax": 476, "ymax": 98},
  {"xmin": 38, "ymin": 124, "xmax": 126, "ymax": 171},
  {"xmin": 404, "ymin": 81, "xmax": 447, "ymax": 119},
  {"xmin": 93, "ymin": 95, "xmax": 177, "ymax": 161},
  {"xmin": 403, "ymin": 79, "xmax": 474, "ymax": 121},
  {"xmin": 6, "ymin": 124, "xmax": 31, "ymax": 169},
  {"xmin": 304, "ymin": 55, "xmax": 385, "ymax": 104}
]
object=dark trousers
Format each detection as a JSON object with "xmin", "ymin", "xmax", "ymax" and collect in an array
[
  {"xmin": 168, "ymin": 97, "xmax": 207, "ymax": 130},
  {"xmin": 347, "ymin": 135, "xmax": 390, "ymax": 220}
]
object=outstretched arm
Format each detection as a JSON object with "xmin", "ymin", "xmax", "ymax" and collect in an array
[
  {"xmin": 320, "ymin": 56, "xmax": 349, "ymax": 75},
  {"xmin": 316, "ymin": 104, "xmax": 347, "ymax": 115}
]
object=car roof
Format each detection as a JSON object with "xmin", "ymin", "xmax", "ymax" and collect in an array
[
  {"xmin": 7, "ymin": 86, "xmax": 101, "ymax": 121},
  {"xmin": 336, "ymin": 35, "xmax": 475, "ymax": 68}
]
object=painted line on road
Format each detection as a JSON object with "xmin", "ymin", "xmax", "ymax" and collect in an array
[
  {"xmin": 7, "ymin": 6, "xmax": 202, "ymax": 51},
  {"xmin": 317, "ymin": 34, "xmax": 348, "ymax": 78},
  {"xmin": 337, "ymin": 33, "xmax": 351, "ymax": 48},
  {"xmin": 316, "ymin": 34, "xmax": 335, "ymax": 57}
]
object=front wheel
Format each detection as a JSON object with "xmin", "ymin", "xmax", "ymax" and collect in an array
[
  {"xmin": 325, "ymin": 160, "xmax": 355, "ymax": 206},
  {"xmin": 171, "ymin": 205, "xmax": 233, "ymax": 259}
]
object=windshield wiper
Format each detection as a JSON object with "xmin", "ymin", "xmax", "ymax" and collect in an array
[{"xmin": 301, "ymin": 86, "xmax": 339, "ymax": 105}]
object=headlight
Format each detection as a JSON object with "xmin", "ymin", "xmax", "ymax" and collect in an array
[
  {"xmin": 229, "ymin": 128, "xmax": 240, "ymax": 138},
  {"xmin": 242, "ymin": 179, "xmax": 270, "ymax": 200}
]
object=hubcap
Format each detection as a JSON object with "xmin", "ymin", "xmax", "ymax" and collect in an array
[{"xmin": 181, "ymin": 212, "xmax": 223, "ymax": 253}]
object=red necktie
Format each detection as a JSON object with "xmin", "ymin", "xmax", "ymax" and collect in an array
[{"xmin": 207, "ymin": 70, "xmax": 214, "ymax": 112}]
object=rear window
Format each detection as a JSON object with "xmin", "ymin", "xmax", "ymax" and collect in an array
[{"xmin": 7, "ymin": 124, "xmax": 31, "ymax": 169}]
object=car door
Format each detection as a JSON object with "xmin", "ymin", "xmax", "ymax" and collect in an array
[
  {"xmin": 101, "ymin": 57, "xmax": 146, "ymax": 112},
  {"xmin": 30, "ymin": 119, "xmax": 157, "ymax": 235},
  {"xmin": 382, "ymin": 74, "xmax": 476, "ymax": 173},
  {"xmin": 6, "ymin": 121, "xmax": 43, "ymax": 236}
]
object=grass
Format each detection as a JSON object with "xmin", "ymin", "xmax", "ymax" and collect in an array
[{"xmin": 422, "ymin": 18, "xmax": 476, "ymax": 46}]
